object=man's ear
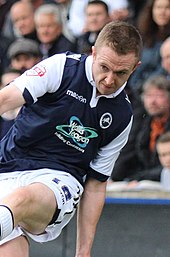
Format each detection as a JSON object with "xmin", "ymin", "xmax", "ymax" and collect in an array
[
  {"xmin": 133, "ymin": 61, "xmax": 141, "ymax": 72},
  {"xmin": 91, "ymin": 46, "xmax": 96, "ymax": 59}
]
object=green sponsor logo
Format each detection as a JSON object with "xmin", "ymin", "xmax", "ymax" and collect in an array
[{"xmin": 56, "ymin": 116, "xmax": 98, "ymax": 148}]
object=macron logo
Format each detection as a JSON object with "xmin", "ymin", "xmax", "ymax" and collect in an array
[{"xmin": 66, "ymin": 90, "xmax": 87, "ymax": 103}]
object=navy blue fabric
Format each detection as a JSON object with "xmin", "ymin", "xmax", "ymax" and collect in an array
[{"xmin": 0, "ymin": 53, "xmax": 132, "ymax": 184}]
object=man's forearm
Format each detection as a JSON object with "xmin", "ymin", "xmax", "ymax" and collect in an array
[{"xmin": 75, "ymin": 177, "xmax": 107, "ymax": 257}]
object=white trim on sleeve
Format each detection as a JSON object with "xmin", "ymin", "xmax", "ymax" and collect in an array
[
  {"xmin": 90, "ymin": 115, "xmax": 133, "ymax": 177},
  {"xmin": 13, "ymin": 54, "xmax": 66, "ymax": 103}
]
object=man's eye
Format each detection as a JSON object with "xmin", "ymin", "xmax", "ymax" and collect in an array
[
  {"xmin": 117, "ymin": 71, "xmax": 127, "ymax": 76},
  {"xmin": 101, "ymin": 65, "xmax": 109, "ymax": 72}
]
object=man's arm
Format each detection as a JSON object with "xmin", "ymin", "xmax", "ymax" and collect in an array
[
  {"xmin": 0, "ymin": 83, "xmax": 25, "ymax": 115},
  {"xmin": 75, "ymin": 177, "xmax": 107, "ymax": 257}
]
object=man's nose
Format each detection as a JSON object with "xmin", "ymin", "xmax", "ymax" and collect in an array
[{"xmin": 105, "ymin": 74, "xmax": 116, "ymax": 85}]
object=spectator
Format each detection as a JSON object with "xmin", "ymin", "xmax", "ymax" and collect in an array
[
  {"xmin": 34, "ymin": 3, "xmax": 76, "ymax": 59},
  {"xmin": 111, "ymin": 75, "xmax": 170, "ymax": 182},
  {"xmin": 46, "ymin": 0, "xmax": 75, "ymax": 43},
  {"xmin": 160, "ymin": 37, "xmax": 170, "ymax": 78},
  {"xmin": 156, "ymin": 131, "xmax": 170, "ymax": 191},
  {"xmin": 68, "ymin": 0, "xmax": 129, "ymax": 37},
  {"xmin": 128, "ymin": 0, "xmax": 170, "ymax": 92},
  {"xmin": 0, "ymin": 67, "xmax": 21, "ymax": 140},
  {"xmin": 3, "ymin": 1, "xmax": 39, "ymax": 42},
  {"xmin": 151, "ymin": 36, "xmax": 170, "ymax": 79},
  {"xmin": 76, "ymin": 0, "xmax": 110, "ymax": 55},
  {"xmin": 0, "ymin": 67, "xmax": 21, "ymax": 90},
  {"xmin": 7, "ymin": 38, "xmax": 42, "ymax": 73}
]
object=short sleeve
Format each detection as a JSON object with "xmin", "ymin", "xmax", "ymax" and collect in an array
[
  {"xmin": 89, "ymin": 116, "xmax": 133, "ymax": 179},
  {"xmin": 13, "ymin": 53, "xmax": 66, "ymax": 104}
]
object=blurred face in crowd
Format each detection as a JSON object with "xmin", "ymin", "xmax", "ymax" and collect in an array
[
  {"xmin": 85, "ymin": 3, "xmax": 110, "ymax": 32},
  {"xmin": 92, "ymin": 45, "xmax": 139, "ymax": 96},
  {"xmin": 157, "ymin": 141, "xmax": 170, "ymax": 169},
  {"xmin": 142, "ymin": 86, "xmax": 170, "ymax": 117},
  {"xmin": 1, "ymin": 72, "xmax": 20, "ymax": 90},
  {"xmin": 11, "ymin": 54, "xmax": 41, "ymax": 72},
  {"xmin": 161, "ymin": 38, "xmax": 170, "ymax": 74},
  {"xmin": 10, "ymin": 2, "xmax": 35, "ymax": 36},
  {"xmin": 0, "ymin": 71, "xmax": 21, "ymax": 119},
  {"xmin": 152, "ymin": 0, "xmax": 170, "ymax": 27},
  {"xmin": 35, "ymin": 13, "xmax": 62, "ymax": 44}
]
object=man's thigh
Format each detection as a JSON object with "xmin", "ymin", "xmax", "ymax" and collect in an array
[
  {"xmin": 0, "ymin": 170, "xmax": 83, "ymax": 244},
  {"xmin": 0, "ymin": 236, "xmax": 29, "ymax": 257}
]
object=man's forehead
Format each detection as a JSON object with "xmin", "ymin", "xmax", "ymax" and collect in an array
[
  {"xmin": 98, "ymin": 54, "xmax": 136, "ymax": 71},
  {"xmin": 98, "ymin": 45, "xmax": 136, "ymax": 60}
]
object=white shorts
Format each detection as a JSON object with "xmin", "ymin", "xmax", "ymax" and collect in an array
[{"xmin": 0, "ymin": 168, "xmax": 84, "ymax": 245}]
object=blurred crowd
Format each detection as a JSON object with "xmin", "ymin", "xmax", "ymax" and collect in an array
[{"xmin": 0, "ymin": 0, "xmax": 170, "ymax": 191}]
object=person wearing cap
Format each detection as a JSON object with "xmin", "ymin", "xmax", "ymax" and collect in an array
[{"xmin": 7, "ymin": 38, "xmax": 42, "ymax": 73}]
